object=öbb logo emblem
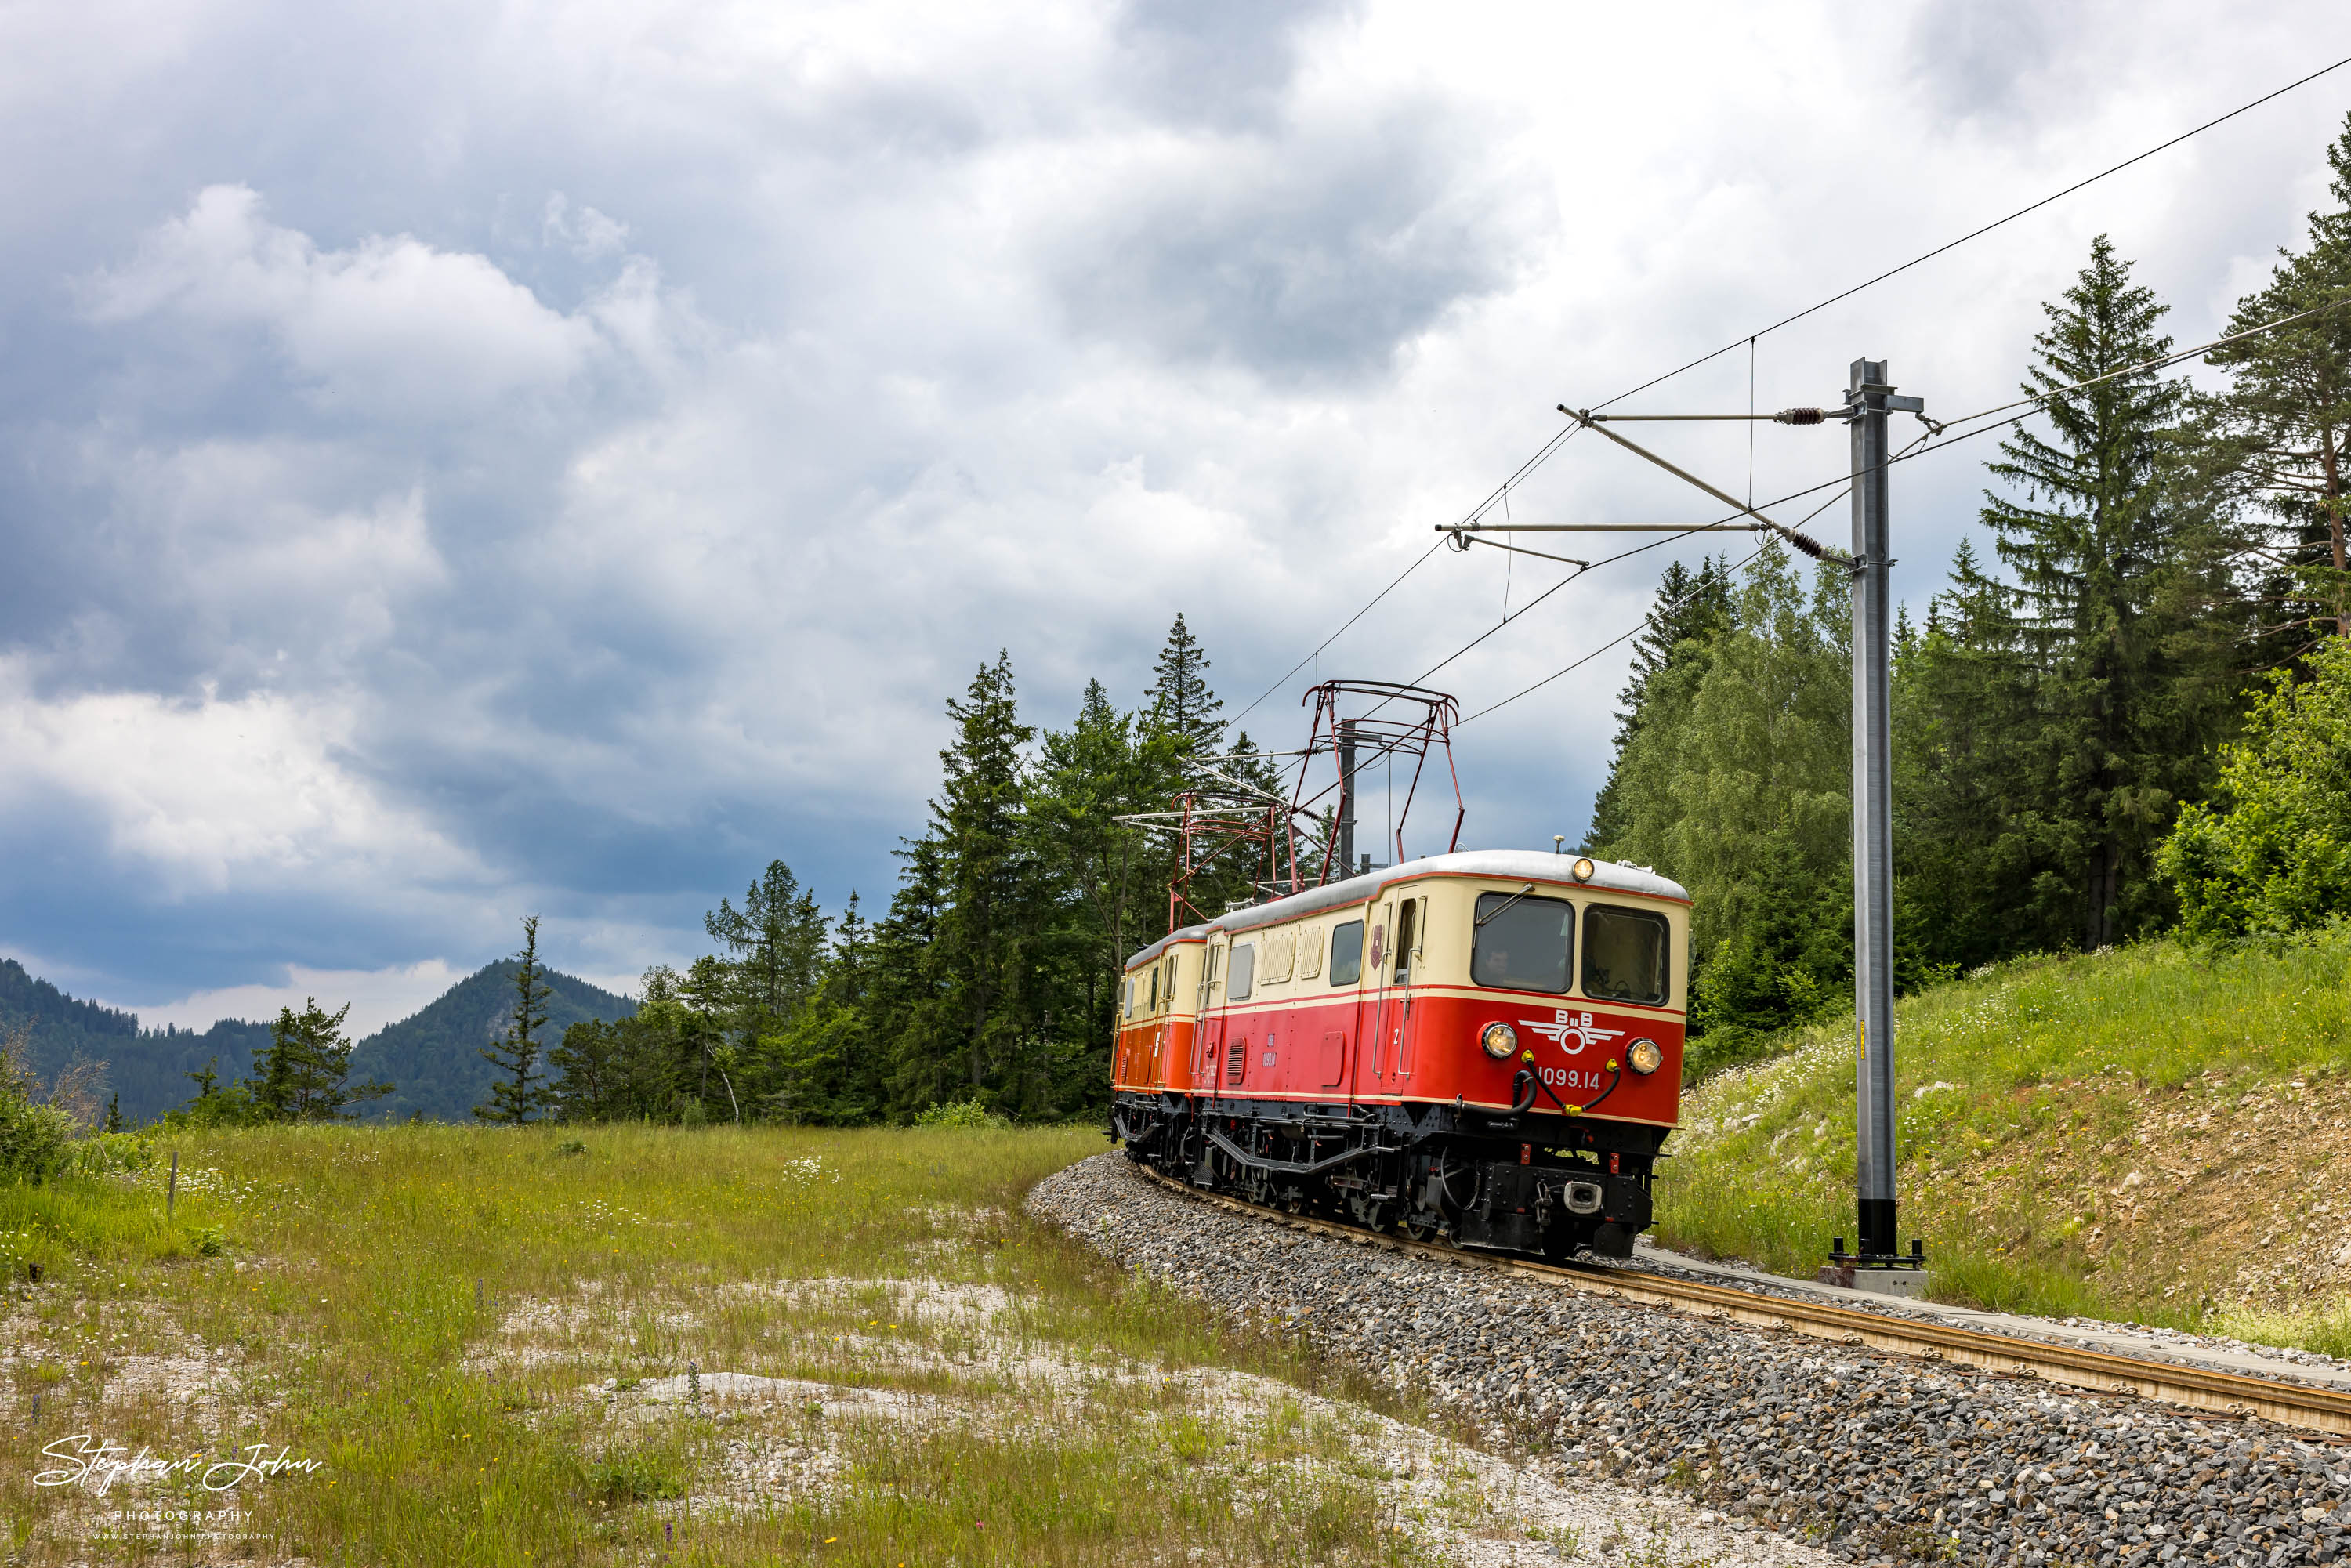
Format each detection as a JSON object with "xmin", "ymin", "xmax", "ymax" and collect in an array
[{"xmin": 1520, "ymin": 1009, "xmax": 1622, "ymax": 1057}]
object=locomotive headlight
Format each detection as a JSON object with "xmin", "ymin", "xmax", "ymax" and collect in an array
[
  {"xmin": 1480, "ymin": 1022, "xmax": 1519, "ymax": 1060},
  {"xmin": 1625, "ymin": 1037, "xmax": 1664, "ymax": 1076},
  {"xmin": 1572, "ymin": 856, "xmax": 1596, "ymax": 882}
]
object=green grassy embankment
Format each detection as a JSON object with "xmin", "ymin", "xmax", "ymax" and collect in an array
[{"xmin": 1657, "ymin": 929, "xmax": 2351, "ymax": 1353}]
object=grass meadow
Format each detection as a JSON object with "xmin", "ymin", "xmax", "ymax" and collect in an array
[
  {"xmin": 0, "ymin": 1124, "xmax": 1477, "ymax": 1566},
  {"xmin": 1656, "ymin": 931, "xmax": 2351, "ymax": 1350}
]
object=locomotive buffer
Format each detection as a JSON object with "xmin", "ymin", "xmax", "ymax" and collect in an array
[{"xmin": 1441, "ymin": 358, "xmax": 1930, "ymax": 1297}]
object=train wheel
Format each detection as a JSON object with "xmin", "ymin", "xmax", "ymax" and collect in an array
[{"xmin": 1399, "ymin": 1216, "xmax": 1436, "ymax": 1244}]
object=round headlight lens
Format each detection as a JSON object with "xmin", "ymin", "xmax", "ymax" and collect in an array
[
  {"xmin": 1572, "ymin": 856, "xmax": 1596, "ymax": 882},
  {"xmin": 1480, "ymin": 1022, "xmax": 1518, "ymax": 1060},
  {"xmin": 1626, "ymin": 1037, "xmax": 1664, "ymax": 1076}
]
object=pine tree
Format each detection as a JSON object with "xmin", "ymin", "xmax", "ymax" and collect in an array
[
  {"xmin": 1977, "ymin": 235, "xmax": 2235, "ymax": 947},
  {"xmin": 705, "ymin": 861, "xmax": 829, "ymax": 1045},
  {"xmin": 1585, "ymin": 558, "xmax": 1733, "ymax": 853},
  {"xmin": 929, "ymin": 653, "xmax": 1045, "ymax": 1108},
  {"xmin": 252, "ymin": 999, "xmax": 390, "ymax": 1122},
  {"xmin": 476, "ymin": 916, "xmax": 554, "ymax": 1125},
  {"xmin": 2192, "ymin": 111, "xmax": 2351, "ymax": 654},
  {"xmin": 1147, "ymin": 613, "xmax": 1225, "ymax": 768},
  {"xmin": 103, "ymin": 1093, "xmax": 121, "ymax": 1133},
  {"xmin": 1026, "ymin": 680, "xmax": 1190, "ymax": 1113},
  {"xmin": 705, "ymin": 860, "xmax": 830, "ymax": 1117},
  {"xmin": 1892, "ymin": 539, "xmax": 2049, "ymax": 972},
  {"xmin": 874, "ymin": 835, "xmax": 956, "ymax": 1116}
]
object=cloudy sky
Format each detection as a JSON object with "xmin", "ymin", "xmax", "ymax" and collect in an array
[{"xmin": 3, "ymin": 0, "xmax": 2347, "ymax": 1032}]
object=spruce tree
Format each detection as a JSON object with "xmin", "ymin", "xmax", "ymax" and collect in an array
[
  {"xmin": 1147, "ymin": 613, "xmax": 1225, "ymax": 766},
  {"xmin": 476, "ymin": 916, "xmax": 554, "ymax": 1125},
  {"xmin": 1585, "ymin": 558, "xmax": 1733, "ymax": 853},
  {"xmin": 705, "ymin": 860, "xmax": 828, "ymax": 1045},
  {"xmin": 2193, "ymin": 110, "xmax": 2351, "ymax": 654},
  {"xmin": 1027, "ymin": 680, "xmax": 1190, "ymax": 1106},
  {"xmin": 873, "ymin": 834, "xmax": 956, "ymax": 1116},
  {"xmin": 252, "ymin": 998, "xmax": 390, "ymax": 1122},
  {"xmin": 1892, "ymin": 539, "xmax": 2048, "ymax": 972},
  {"xmin": 1977, "ymin": 235, "xmax": 2234, "ymax": 947},
  {"xmin": 929, "ymin": 653, "xmax": 1044, "ymax": 1107},
  {"xmin": 802, "ymin": 892, "xmax": 887, "ymax": 1121}
]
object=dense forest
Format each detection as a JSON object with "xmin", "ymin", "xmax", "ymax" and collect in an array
[{"xmin": 0, "ymin": 958, "xmax": 273, "ymax": 1124}]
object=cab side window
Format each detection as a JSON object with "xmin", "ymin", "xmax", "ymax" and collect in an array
[
  {"xmin": 1329, "ymin": 920, "xmax": 1364, "ymax": 987},
  {"xmin": 1394, "ymin": 898, "xmax": 1419, "ymax": 981},
  {"xmin": 1229, "ymin": 943, "xmax": 1255, "ymax": 1001},
  {"xmin": 1583, "ymin": 905, "xmax": 1671, "ymax": 1005}
]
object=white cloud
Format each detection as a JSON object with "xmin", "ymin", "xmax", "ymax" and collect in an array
[
  {"xmin": 0, "ymin": 659, "xmax": 477, "ymax": 896},
  {"xmin": 544, "ymin": 194, "xmax": 630, "ymax": 262},
  {"xmin": 84, "ymin": 185, "xmax": 601, "ymax": 418},
  {"xmin": 124, "ymin": 958, "xmax": 472, "ymax": 1037}
]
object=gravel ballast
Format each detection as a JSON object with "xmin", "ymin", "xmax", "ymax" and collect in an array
[{"xmin": 1031, "ymin": 1152, "xmax": 2351, "ymax": 1567}]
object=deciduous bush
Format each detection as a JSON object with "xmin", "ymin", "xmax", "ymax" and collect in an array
[
  {"xmin": 2158, "ymin": 636, "xmax": 2351, "ymax": 941},
  {"xmin": 915, "ymin": 1097, "xmax": 1005, "ymax": 1128},
  {"xmin": 0, "ymin": 1095, "xmax": 74, "ymax": 1184}
]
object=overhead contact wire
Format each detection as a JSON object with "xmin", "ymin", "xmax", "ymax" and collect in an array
[
  {"xmin": 1589, "ymin": 54, "xmax": 2351, "ymax": 415},
  {"xmin": 1236, "ymin": 59, "xmax": 2351, "ymax": 739}
]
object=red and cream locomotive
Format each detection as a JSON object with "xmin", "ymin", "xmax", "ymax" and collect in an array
[{"xmin": 1110, "ymin": 683, "xmax": 1690, "ymax": 1260}]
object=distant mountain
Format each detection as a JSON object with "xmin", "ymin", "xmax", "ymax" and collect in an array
[
  {"xmin": 350, "ymin": 961, "xmax": 638, "ymax": 1121},
  {"xmin": 0, "ymin": 958, "xmax": 272, "ymax": 1125},
  {"xmin": 0, "ymin": 955, "xmax": 636, "ymax": 1125}
]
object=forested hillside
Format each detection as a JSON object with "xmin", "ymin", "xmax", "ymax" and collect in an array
[
  {"xmin": 0, "ymin": 958, "xmax": 274, "ymax": 1124},
  {"xmin": 0, "ymin": 958, "xmax": 137, "ymax": 1075},
  {"xmin": 350, "ymin": 962, "xmax": 637, "ymax": 1121}
]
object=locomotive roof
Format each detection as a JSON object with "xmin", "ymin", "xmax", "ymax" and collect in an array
[{"xmin": 1120, "ymin": 849, "xmax": 1690, "ymax": 970}]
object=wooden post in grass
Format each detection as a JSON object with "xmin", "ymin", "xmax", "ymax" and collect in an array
[{"xmin": 167, "ymin": 1151, "xmax": 177, "ymax": 1218}]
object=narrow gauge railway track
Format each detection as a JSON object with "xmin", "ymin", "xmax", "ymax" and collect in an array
[{"xmin": 1136, "ymin": 1163, "xmax": 2351, "ymax": 1441}]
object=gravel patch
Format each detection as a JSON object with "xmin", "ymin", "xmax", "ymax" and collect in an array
[{"xmin": 1032, "ymin": 1151, "xmax": 2351, "ymax": 1567}]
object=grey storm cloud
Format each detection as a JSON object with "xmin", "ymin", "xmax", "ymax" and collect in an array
[
  {"xmin": 1049, "ymin": 95, "xmax": 1536, "ymax": 376},
  {"xmin": 0, "ymin": 0, "xmax": 2342, "ymax": 1027},
  {"xmin": 1114, "ymin": 0, "xmax": 1364, "ymax": 130}
]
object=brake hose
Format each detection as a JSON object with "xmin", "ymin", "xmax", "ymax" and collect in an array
[{"xmin": 1512, "ymin": 1057, "xmax": 1625, "ymax": 1116}]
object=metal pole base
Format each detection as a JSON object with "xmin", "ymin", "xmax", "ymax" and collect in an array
[
  {"xmin": 1821, "ymin": 1223, "xmax": 1929, "ymax": 1295},
  {"xmin": 1859, "ymin": 1197, "xmax": 1897, "ymax": 1260}
]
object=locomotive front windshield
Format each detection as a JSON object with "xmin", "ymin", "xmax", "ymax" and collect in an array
[
  {"xmin": 1471, "ymin": 892, "xmax": 1573, "ymax": 994},
  {"xmin": 1583, "ymin": 904, "xmax": 1671, "ymax": 1005}
]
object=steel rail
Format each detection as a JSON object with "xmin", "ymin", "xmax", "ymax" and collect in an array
[{"xmin": 1134, "ymin": 1163, "xmax": 2351, "ymax": 1439}]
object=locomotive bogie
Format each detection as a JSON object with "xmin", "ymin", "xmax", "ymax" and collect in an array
[{"xmin": 1107, "ymin": 850, "xmax": 1691, "ymax": 1262}]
